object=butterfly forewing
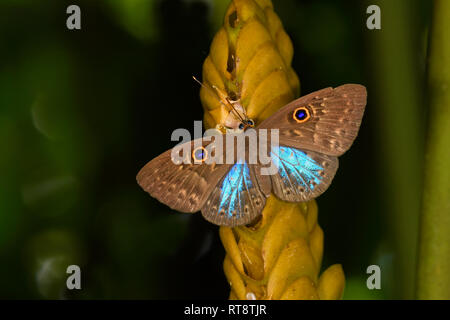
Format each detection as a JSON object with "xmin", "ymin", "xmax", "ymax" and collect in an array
[
  {"xmin": 258, "ymin": 84, "xmax": 367, "ymax": 156},
  {"xmin": 137, "ymin": 138, "xmax": 232, "ymax": 213}
]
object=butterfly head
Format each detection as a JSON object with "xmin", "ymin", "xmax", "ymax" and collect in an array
[
  {"xmin": 217, "ymin": 115, "xmax": 255, "ymax": 133},
  {"xmin": 238, "ymin": 119, "xmax": 255, "ymax": 131},
  {"xmin": 192, "ymin": 76, "xmax": 256, "ymax": 133}
]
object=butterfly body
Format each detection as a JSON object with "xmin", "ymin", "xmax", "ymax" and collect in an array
[{"xmin": 137, "ymin": 84, "xmax": 367, "ymax": 227}]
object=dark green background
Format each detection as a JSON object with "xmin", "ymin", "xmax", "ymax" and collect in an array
[{"xmin": 0, "ymin": 0, "xmax": 431, "ymax": 299}]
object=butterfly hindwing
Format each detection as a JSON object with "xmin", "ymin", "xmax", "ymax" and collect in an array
[
  {"xmin": 269, "ymin": 145, "xmax": 338, "ymax": 202},
  {"xmin": 201, "ymin": 162, "xmax": 269, "ymax": 227},
  {"xmin": 257, "ymin": 84, "xmax": 367, "ymax": 156}
]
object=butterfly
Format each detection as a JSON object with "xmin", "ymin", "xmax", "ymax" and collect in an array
[{"xmin": 137, "ymin": 84, "xmax": 367, "ymax": 227}]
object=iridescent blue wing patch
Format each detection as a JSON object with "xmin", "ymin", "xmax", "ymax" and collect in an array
[
  {"xmin": 201, "ymin": 161, "xmax": 268, "ymax": 227},
  {"xmin": 270, "ymin": 145, "xmax": 339, "ymax": 202}
]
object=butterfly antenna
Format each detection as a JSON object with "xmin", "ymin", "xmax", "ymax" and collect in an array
[
  {"xmin": 192, "ymin": 76, "xmax": 246, "ymax": 123},
  {"xmin": 224, "ymin": 97, "xmax": 245, "ymax": 123},
  {"xmin": 192, "ymin": 76, "xmax": 208, "ymax": 91}
]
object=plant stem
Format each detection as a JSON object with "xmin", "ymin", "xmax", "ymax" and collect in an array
[
  {"xmin": 416, "ymin": 0, "xmax": 450, "ymax": 300},
  {"xmin": 367, "ymin": 0, "xmax": 424, "ymax": 299}
]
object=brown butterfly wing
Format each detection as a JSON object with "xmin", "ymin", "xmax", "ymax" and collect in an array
[
  {"xmin": 257, "ymin": 84, "xmax": 367, "ymax": 156},
  {"xmin": 137, "ymin": 139, "xmax": 232, "ymax": 213}
]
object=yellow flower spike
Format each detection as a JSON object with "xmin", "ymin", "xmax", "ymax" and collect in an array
[
  {"xmin": 238, "ymin": 238, "xmax": 265, "ymax": 280},
  {"xmin": 247, "ymin": 72, "xmax": 296, "ymax": 121},
  {"xmin": 219, "ymin": 227, "xmax": 245, "ymax": 274},
  {"xmin": 201, "ymin": 0, "xmax": 299, "ymax": 129},
  {"xmin": 199, "ymin": 0, "xmax": 345, "ymax": 300},
  {"xmin": 209, "ymin": 28, "xmax": 230, "ymax": 80},
  {"xmin": 309, "ymin": 225, "xmax": 324, "ymax": 269},
  {"xmin": 280, "ymin": 276, "xmax": 320, "ymax": 300},
  {"xmin": 229, "ymin": 291, "xmax": 238, "ymax": 300},
  {"xmin": 262, "ymin": 202, "xmax": 309, "ymax": 274},
  {"xmin": 235, "ymin": 20, "xmax": 272, "ymax": 75},
  {"xmin": 317, "ymin": 264, "xmax": 346, "ymax": 300},
  {"xmin": 224, "ymin": 255, "xmax": 247, "ymax": 300},
  {"xmin": 305, "ymin": 198, "xmax": 319, "ymax": 232},
  {"xmin": 267, "ymin": 238, "xmax": 318, "ymax": 300}
]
